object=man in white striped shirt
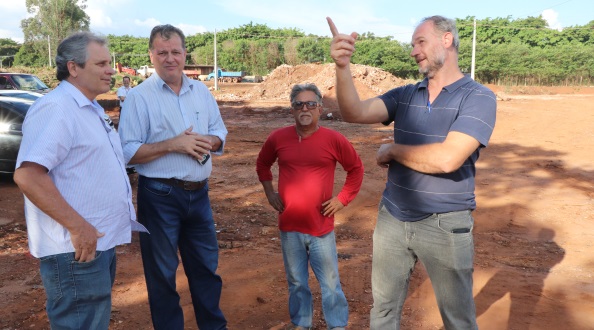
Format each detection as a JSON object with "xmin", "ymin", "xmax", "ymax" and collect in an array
[
  {"xmin": 118, "ymin": 24, "xmax": 228, "ymax": 330},
  {"xmin": 14, "ymin": 32, "xmax": 146, "ymax": 329}
]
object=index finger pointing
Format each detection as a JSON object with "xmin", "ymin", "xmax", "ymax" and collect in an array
[{"xmin": 326, "ymin": 17, "xmax": 339, "ymax": 37}]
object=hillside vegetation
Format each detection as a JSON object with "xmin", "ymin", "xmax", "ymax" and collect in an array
[{"xmin": 2, "ymin": 17, "xmax": 593, "ymax": 86}]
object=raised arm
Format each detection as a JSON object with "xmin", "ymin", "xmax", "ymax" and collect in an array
[{"xmin": 327, "ymin": 17, "xmax": 389, "ymax": 124}]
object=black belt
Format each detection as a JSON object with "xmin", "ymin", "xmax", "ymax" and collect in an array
[{"xmin": 148, "ymin": 177, "xmax": 207, "ymax": 191}]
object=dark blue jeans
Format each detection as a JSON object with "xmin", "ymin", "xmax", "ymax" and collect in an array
[
  {"xmin": 39, "ymin": 248, "xmax": 116, "ymax": 330},
  {"xmin": 138, "ymin": 176, "xmax": 227, "ymax": 330}
]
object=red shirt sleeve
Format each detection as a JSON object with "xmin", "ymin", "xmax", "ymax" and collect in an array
[
  {"xmin": 333, "ymin": 132, "xmax": 364, "ymax": 206},
  {"xmin": 256, "ymin": 129, "xmax": 280, "ymax": 182}
]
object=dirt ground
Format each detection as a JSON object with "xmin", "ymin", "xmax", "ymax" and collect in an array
[{"xmin": 1, "ymin": 63, "xmax": 593, "ymax": 329}]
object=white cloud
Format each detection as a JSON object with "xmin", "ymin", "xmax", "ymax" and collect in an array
[
  {"xmin": 0, "ymin": 0, "xmax": 26, "ymax": 13},
  {"xmin": 86, "ymin": 0, "xmax": 139, "ymax": 34},
  {"xmin": 134, "ymin": 18, "xmax": 161, "ymax": 28},
  {"xmin": 0, "ymin": 0, "xmax": 28, "ymax": 42},
  {"xmin": 0, "ymin": 29, "xmax": 23, "ymax": 43},
  {"xmin": 542, "ymin": 9, "xmax": 562, "ymax": 31},
  {"xmin": 176, "ymin": 24, "xmax": 208, "ymax": 36},
  {"xmin": 210, "ymin": 0, "xmax": 412, "ymax": 41},
  {"xmin": 87, "ymin": 7, "xmax": 113, "ymax": 29}
]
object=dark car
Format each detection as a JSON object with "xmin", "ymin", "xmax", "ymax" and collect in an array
[
  {"xmin": 0, "ymin": 90, "xmax": 44, "ymax": 101},
  {"xmin": 0, "ymin": 73, "xmax": 51, "ymax": 94},
  {"xmin": 0, "ymin": 96, "xmax": 34, "ymax": 173}
]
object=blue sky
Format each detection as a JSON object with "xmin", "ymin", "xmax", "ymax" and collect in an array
[{"xmin": 0, "ymin": 0, "xmax": 591, "ymax": 43}]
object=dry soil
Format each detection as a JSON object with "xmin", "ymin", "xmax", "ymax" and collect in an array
[{"xmin": 1, "ymin": 64, "xmax": 593, "ymax": 329}]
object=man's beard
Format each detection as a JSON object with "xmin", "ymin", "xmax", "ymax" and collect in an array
[{"xmin": 419, "ymin": 48, "xmax": 446, "ymax": 78}]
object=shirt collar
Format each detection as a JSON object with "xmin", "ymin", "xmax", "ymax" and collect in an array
[
  {"xmin": 59, "ymin": 80, "xmax": 103, "ymax": 111},
  {"xmin": 152, "ymin": 72, "xmax": 194, "ymax": 95},
  {"xmin": 417, "ymin": 75, "xmax": 472, "ymax": 93}
]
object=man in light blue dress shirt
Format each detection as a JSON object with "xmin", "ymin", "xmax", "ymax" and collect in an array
[
  {"xmin": 14, "ymin": 32, "xmax": 146, "ymax": 329},
  {"xmin": 118, "ymin": 24, "xmax": 228, "ymax": 330}
]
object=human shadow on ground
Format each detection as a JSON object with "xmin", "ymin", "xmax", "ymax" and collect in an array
[{"xmin": 474, "ymin": 228, "xmax": 565, "ymax": 329}]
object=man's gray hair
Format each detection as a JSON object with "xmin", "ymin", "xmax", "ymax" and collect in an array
[
  {"xmin": 55, "ymin": 31, "xmax": 108, "ymax": 81},
  {"xmin": 290, "ymin": 83, "xmax": 323, "ymax": 104},
  {"xmin": 419, "ymin": 15, "xmax": 460, "ymax": 51},
  {"xmin": 149, "ymin": 24, "xmax": 186, "ymax": 50}
]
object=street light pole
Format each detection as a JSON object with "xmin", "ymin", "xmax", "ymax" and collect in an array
[
  {"xmin": 214, "ymin": 29, "xmax": 218, "ymax": 91},
  {"xmin": 48, "ymin": 36, "xmax": 51, "ymax": 67},
  {"xmin": 471, "ymin": 19, "xmax": 476, "ymax": 80}
]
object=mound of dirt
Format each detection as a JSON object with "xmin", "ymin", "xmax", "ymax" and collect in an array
[{"xmin": 243, "ymin": 63, "xmax": 412, "ymax": 110}]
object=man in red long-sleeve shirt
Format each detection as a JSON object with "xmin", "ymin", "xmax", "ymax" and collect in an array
[{"xmin": 256, "ymin": 83, "xmax": 364, "ymax": 330}]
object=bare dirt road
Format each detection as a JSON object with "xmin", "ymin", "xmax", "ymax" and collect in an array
[{"xmin": 1, "ymin": 64, "xmax": 593, "ymax": 329}]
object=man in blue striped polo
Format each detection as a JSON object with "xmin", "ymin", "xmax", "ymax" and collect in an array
[{"xmin": 328, "ymin": 15, "xmax": 496, "ymax": 330}]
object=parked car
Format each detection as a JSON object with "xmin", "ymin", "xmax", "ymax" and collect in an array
[
  {"xmin": 0, "ymin": 96, "xmax": 34, "ymax": 173},
  {"xmin": 0, "ymin": 73, "xmax": 51, "ymax": 94},
  {"xmin": 0, "ymin": 90, "xmax": 44, "ymax": 101},
  {"xmin": 0, "ymin": 97, "xmax": 136, "ymax": 175}
]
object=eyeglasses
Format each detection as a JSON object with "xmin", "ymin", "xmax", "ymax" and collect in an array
[{"xmin": 291, "ymin": 101, "xmax": 319, "ymax": 111}]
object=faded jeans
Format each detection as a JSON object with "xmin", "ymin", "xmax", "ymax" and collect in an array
[
  {"xmin": 39, "ymin": 248, "xmax": 116, "ymax": 330},
  {"xmin": 370, "ymin": 202, "xmax": 477, "ymax": 330},
  {"xmin": 280, "ymin": 230, "xmax": 349, "ymax": 329}
]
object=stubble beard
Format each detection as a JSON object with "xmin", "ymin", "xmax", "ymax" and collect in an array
[{"xmin": 419, "ymin": 47, "xmax": 446, "ymax": 78}]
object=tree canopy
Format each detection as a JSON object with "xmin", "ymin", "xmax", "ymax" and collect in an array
[
  {"xmin": 99, "ymin": 16, "xmax": 594, "ymax": 85},
  {"xmin": 6, "ymin": 12, "xmax": 594, "ymax": 86},
  {"xmin": 16, "ymin": 0, "xmax": 90, "ymax": 67},
  {"xmin": 0, "ymin": 39, "xmax": 20, "ymax": 67}
]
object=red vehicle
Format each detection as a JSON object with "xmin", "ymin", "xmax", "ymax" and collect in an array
[
  {"xmin": 0, "ymin": 73, "xmax": 51, "ymax": 94},
  {"xmin": 116, "ymin": 63, "xmax": 137, "ymax": 76}
]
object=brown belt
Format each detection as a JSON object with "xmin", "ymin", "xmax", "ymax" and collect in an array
[{"xmin": 149, "ymin": 177, "xmax": 207, "ymax": 191}]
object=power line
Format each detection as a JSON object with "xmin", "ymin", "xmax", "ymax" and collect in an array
[{"xmin": 521, "ymin": 0, "xmax": 574, "ymax": 18}]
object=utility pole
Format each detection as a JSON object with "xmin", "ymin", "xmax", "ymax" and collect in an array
[
  {"xmin": 48, "ymin": 36, "xmax": 52, "ymax": 67},
  {"xmin": 471, "ymin": 19, "xmax": 476, "ymax": 80},
  {"xmin": 214, "ymin": 29, "xmax": 218, "ymax": 91}
]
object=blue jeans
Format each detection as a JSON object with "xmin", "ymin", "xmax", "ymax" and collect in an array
[
  {"xmin": 39, "ymin": 248, "xmax": 116, "ymax": 330},
  {"xmin": 370, "ymin": 203, "xmax": 477, "ymax": 330},
  {"xmin": 138, "ymin": 176, "xmax": 227, "ymax": 330},
  {"xmin": 280, "ymin": 230, "xmax": 348, "ymax": 329}
]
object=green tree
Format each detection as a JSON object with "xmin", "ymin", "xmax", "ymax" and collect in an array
[
  {"xmin": 17, "ymin": 0, "xmax": 90, "ymax": 67},
  {"xmin": 0, "ymin": 38, "xmax": 21, "ymax": 67},
  {"xmin": 14, "ymin": 42, "xmax": 46, "ymax": 67},
  {"xmin": 562, "ymin": 22, "xmax": 594, "ymax": 45},
  {"xmin": 296, "ymin": 38, "xmax": 327, "ymax": 63},
  {"xmin": 191, "ymin": 46, "xmax": 215, "ymax": 66},
  {"xmin": 352, "ymin": 39, "xmax": 417, "ymax": 78},
  {"xmin": 13, "ymin": 16, "xmax": 591, "ymax": 85},
  {"xmin": 283, "ymin": 38, "xmax": 300, "ymax": 65},
  {"xmin": 246, "ymin": 39, "xmax": 284, "ymax": 75},
  {"xmin": 107, "ymin": 35, "xmax": 149, "ymax": 69},
  {"xmin": 217, "ymin": 39, "xmax": 250, "ymax": 72},
  {"xmin": 187, "ymin": 32, "xmax": 214, "ymax": 50}
]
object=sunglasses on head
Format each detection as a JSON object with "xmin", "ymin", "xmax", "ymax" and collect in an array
[{"xmin": 291, "ymin": 101, "xmax": 319, "ymax": 110}]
